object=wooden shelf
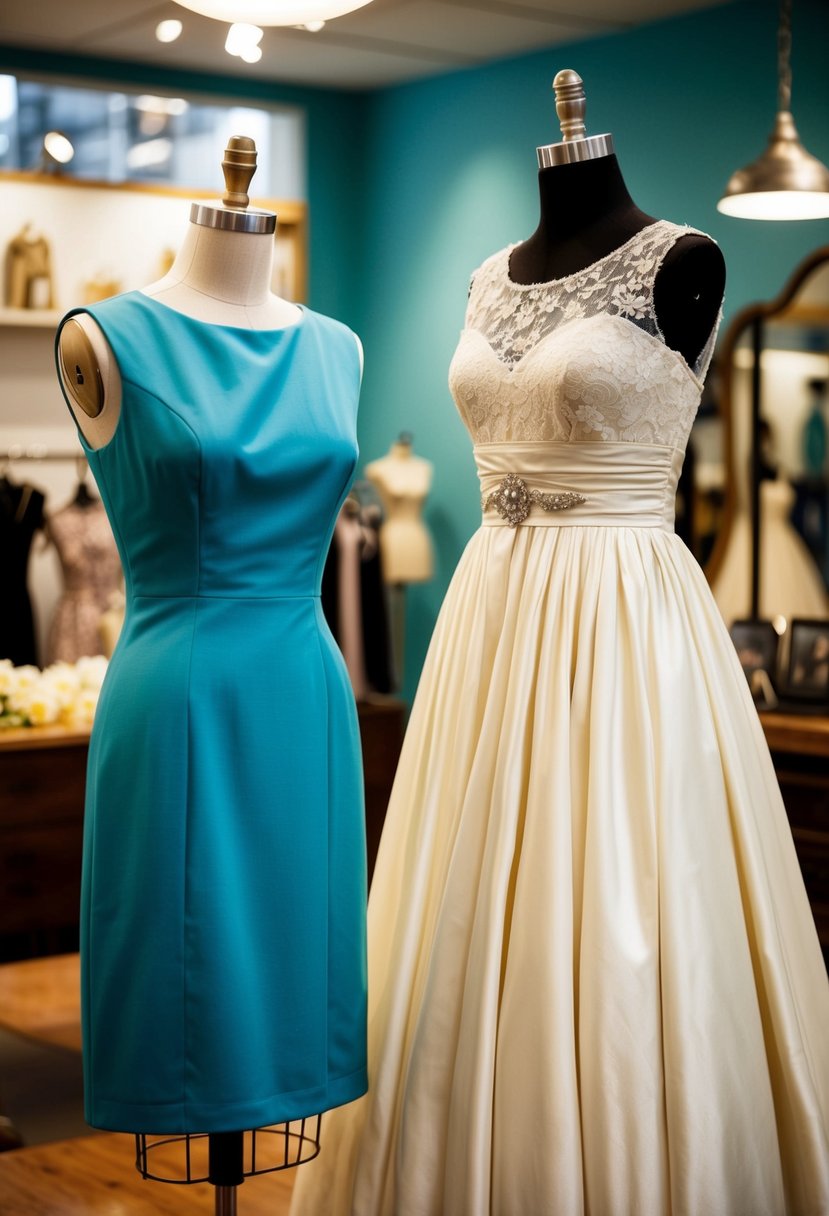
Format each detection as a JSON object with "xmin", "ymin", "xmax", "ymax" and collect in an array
[{"xmin": 0, "ymin": 307, "xmax": 61, "ymax": 329}]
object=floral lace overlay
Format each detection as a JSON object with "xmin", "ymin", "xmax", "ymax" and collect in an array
[{"xmin": 448, "ymin": 220, "xmax": 721, "ymax": 448}]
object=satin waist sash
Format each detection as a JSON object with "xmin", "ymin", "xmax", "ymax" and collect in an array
[{"xmin": 475, "ymin": 441, "xmax": 684, "ymax": 531}]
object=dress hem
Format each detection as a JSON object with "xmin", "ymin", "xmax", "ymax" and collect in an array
[{"xmin": 86, "ymin": 1064, "xmax": 368, "ymax": 1134}]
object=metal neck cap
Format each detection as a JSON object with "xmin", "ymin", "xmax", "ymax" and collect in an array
[
  {"xmin": 536, "ymin": 69, "xmax": 614, "ymax": 168},
  {"xmin": 189, "ymin": 204, "xmax": 276, "ymax": 234}
]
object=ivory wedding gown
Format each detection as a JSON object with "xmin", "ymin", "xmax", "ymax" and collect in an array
[{"xmin": 291, "ymin": 220, "xmax": 829, "ymax": 1215}]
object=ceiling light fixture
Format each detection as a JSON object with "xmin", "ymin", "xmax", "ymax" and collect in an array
[
  {"xmin": 170, "ymin": 0, "xmax": 372, "ymax": 27},
  {"xmin": 155, "ymin": 19, "xmax": 183, "ymax": 42},
  {"xmin": 718, "ymin": 0, "xmax": 829, "ymax": 220},
  {"xmin": 225, "ymin": 22, "xmax": 264, "ymax": 61}
]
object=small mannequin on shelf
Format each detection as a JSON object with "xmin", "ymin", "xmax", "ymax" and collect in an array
[
  {"xmin": 365, "ymin": 433, "xmax": 434, "ymax": 585},
  {"xmin": 365, "ymin": 434, "xmax": 434, "ymax": 690}
]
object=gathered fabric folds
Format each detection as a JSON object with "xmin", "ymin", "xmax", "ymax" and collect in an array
[
  {"xmin": 292, "ymin": 516, "xmax": 829, "ymax": 1216},
  {"xmin": 291, "ymin": 220, "xmax": 829, "ymax": 1215}
]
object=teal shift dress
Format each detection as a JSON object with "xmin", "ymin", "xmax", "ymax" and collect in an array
[{"xmin": 55, "ymin": 291, "xmax": 368, "ymax": 1134}]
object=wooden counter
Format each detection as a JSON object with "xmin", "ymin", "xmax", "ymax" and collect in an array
[{"xmin": 2, "ymin": 705, "xmax": 825, "ymax": 963}]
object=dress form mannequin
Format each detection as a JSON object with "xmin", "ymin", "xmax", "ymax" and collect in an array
[
  {"xmin": 365, "ymin": 434, "xmax": 434, "ymax": 585},
  {"xmin": 365, "ymin": 434, "xmax": 433, "ymax": 692},
  {"xmin": 57, "ymin": 138, "xmax": 360, "ymax": 445},
  {"xmin": 509, "ymin": 70, "xmax": 725, "ymax": 369},
  {"xmin": 56, "ymin": 138, "xmax": 341, "ymax": 1216}
]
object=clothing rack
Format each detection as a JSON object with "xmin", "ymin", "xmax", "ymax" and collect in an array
[{"xmin": 0, "ymin": 445, "xmax": 82, "ymax": 463}]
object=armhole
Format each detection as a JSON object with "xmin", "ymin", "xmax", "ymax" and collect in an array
[
  {"xmin": 352, "ymin": 331, "xmax": 364, "ymax": 385},
  {"xmin": 54, "ymin": 307, "xmax": 121, "ymax": 454},
  {"xmin": 650, "ymin": 224, "xmax": 723, "ymax": 380},
  {"xmin": 694, "ymin": 304, "xmax": 723, "ymax": 382}
]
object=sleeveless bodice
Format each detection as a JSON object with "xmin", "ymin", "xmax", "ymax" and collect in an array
[
  {"xmin": 66, "ymin": 292, "xmax": 360, "ymax": 599},
  {"xmin": 449, "ymin": 220, "xmax": 719, "ymax": 455}
]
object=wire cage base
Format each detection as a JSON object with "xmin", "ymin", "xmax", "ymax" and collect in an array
[{"xmin": 134, "ymin": 1116, "xmax": 322, "ymax": 1184}]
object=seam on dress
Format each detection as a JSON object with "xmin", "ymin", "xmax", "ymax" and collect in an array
[{"xmin": 180, "ymin": 594, "xmax": 199, "ymax": 1127}]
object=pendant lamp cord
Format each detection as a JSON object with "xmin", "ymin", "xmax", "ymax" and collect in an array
[{"xmin": 778, "ymin": 0, "xmax": 792, "ymax": 113}]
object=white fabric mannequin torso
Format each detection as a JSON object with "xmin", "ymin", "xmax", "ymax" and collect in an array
[
  {"xmin": 57, "ymin": 214, "xmax": 362, "ymax": 450},
  {"xmin": 365, "ymin": 442, "xmax": 434, "ymax": 584}
]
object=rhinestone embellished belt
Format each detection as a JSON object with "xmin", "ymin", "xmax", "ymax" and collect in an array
[{"xmin": 481, "ymin": 473, "xmax": 586, "ymax": 527}]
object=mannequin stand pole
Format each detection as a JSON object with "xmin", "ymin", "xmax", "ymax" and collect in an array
[
  {"xmin": 209, "ymin": 1132, "xmax": 244, "ymax": 1215},
  {"xmin": 390, "ymin": 583, "xmax": 406, "ymax": 692},
  {"xmin": 214, "ymin": 1185, "xmax": 238, "ymax": 1216}
]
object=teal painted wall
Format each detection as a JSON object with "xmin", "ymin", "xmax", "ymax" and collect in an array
[
  {"xmin": 352, "ymin": 0, "xmax": 829, "ymax": 701},
  {"xmin": 3, "ymin": 2, "xmax": 829, "ymax": 702},
  {"xmin": 0, "ymin": 46, "xmax": 366, "ymax": 327}
]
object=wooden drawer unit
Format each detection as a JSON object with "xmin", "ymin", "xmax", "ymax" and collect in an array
[{"xmin": 0, "ymin": 729, "xmax": 90, "ymax": 960}]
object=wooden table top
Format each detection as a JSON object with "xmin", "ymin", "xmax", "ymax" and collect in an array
[
  {"xmin": 0, "ymin": 725, "xmax": 91, "ymax": 751},
  {"xmin": 760, "ymin": 709, "xmax": 829, "ymax": 757}
]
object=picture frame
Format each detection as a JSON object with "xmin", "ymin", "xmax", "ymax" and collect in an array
[
  {"xmin": 729, "ymin": 619, "xmax": 780, "ymax": 709},
  {"xmin": 783, "ymin": 618, "xmax": 829, "ymax": 703}
]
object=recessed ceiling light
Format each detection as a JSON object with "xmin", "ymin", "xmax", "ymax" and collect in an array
[
  {"xmin": 155, "ymin": 19, "xmax": 183, "ymax": 42},
  {"xmin": 304, "ymin": 20, "xmax": 325, "ymax": 30},
  {"xmin": 225, "ymin": 22, "xmax": 263, "ymax": 56}
]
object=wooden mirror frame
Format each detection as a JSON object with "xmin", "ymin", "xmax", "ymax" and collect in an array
[{"xmin": 705, "ymin": 245, "xmax": 829, "ymax": 590}]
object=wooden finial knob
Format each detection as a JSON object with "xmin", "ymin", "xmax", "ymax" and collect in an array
[
  {"xmin": 222, "ymin": 136, "xmax": 257, "ymax": 209},
  {"xmin": 553, "ymin": 69, "xmax": 587, "ymax": 142}
]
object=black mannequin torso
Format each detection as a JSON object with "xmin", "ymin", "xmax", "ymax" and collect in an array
[{"xmin": 508, "ymin": 155, "xmax": 725, "ymax": 370}]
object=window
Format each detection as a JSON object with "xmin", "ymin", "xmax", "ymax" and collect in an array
[{"xmin": 0, "ymin": 75, "xmax": 305, "ymax": 200}]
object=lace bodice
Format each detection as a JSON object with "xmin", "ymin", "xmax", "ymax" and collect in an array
[{"xmin": 448, "ymin": 219, "xmax": 721, "ymax": 449}]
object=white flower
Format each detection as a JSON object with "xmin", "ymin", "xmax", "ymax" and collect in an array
[
  {"xmin": 11, "ymin": 665, "xmax": 40, "ymax": 692},
  {"xmin": 10, "ymin": 686, "xmax": 61, "ymax": 726},
  {"xmin": 41, "ymin": 663, "xmax": 81, "ymax": 709},
  {"xmin": 0, "ymin": 657, "xmax": 107, "ymax": 729},
  {"xmin": 67, "ymin": 689, "xmax": 99, "ymax": 727},
  {"xmin": 0, "ymin": 658, "xmax": 14, "ymax": 697},
  {"xmin": 75, "ymin": 655, "xmax": 108, "ymax": 691}
]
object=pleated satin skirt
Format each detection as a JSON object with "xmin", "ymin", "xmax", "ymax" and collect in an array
[{"xmin": 291, "ymin": 519, "xmax": 829, "ymax": 1216}]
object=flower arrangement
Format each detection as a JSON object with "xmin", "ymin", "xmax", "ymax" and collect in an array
[{"xmin": 0, "ymin": 656, "xmax": 108, "ymax": 729}]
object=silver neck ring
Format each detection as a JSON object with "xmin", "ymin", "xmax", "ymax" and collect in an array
[
  {"xmin": 190, "ymin": 203, "xmax": 276, "ymax": 235},
  {"xmin": 537, "ymin": 133, "xmax": 615, "ymax": 168}
]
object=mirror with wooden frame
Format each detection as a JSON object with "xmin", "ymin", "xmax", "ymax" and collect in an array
[{"xmin": 685, "ymin": 248, "xmax": 829, "ymax": 628}]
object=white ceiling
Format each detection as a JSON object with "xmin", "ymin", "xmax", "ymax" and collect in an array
[{"xmin": 1, "ymin": 0, "xmax": 733, "ymax": 90}]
